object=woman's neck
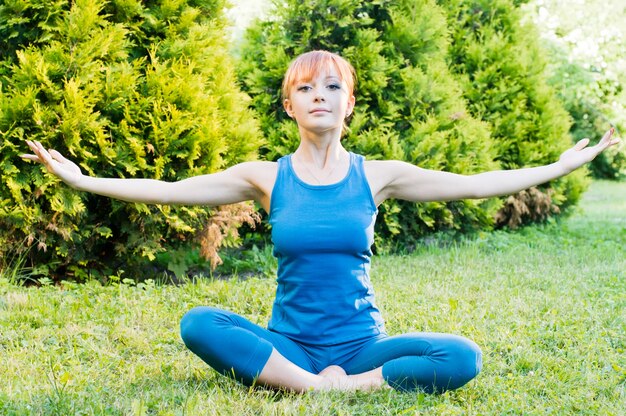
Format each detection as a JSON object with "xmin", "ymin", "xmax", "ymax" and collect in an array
[{"xmin": 295, "ymin": 129, "xmax": 347, "ymax": 169}]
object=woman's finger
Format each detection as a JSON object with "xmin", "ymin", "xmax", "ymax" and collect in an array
[
  {"xmin": 25, "ymin": 140, "xmax": 39, "ymax": 155},
  {"xmin": 574, "ymin": 138, "xmax": 589, "ymax": 151},
  {"xmin": 20, "ymin": 154, "xmax": 39, "ymax": 162},
  {"xmin": 34, "ymin": 141, "xmax": 54, "ymax": 163},
  {"xmin": 50, "ymin": 149, "xmax": 69, "ymax": 163},
  {"xmin": 599, "ymin": 128, "xmax": 614, "ymax": 146}
]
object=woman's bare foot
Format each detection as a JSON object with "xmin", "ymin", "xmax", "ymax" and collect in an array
[
  {"xmin": 345, "ymin": 370, "xmax": 388, "ymax": 391},
  {"xmin": 317, "ymin": 365, "xmax": 347, "ymax": 391},
  {"xmin": 317, "ymin": 365, "xmax": 386, "ymax": 392},
  {"xmin": 319, "ymin": 365, "xmax": 347, "ymax": 379}
]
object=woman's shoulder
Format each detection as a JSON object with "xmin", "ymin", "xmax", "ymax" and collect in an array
[
  {"xmin": 230, "ymin": 160, "xmax": 278, "ymax": 178},
  {"xmin": 362, "ymin": 159, "xmax": 419, "ymax": 205},
  {"xmin": 232, "ymin": 159, "xmax": 277, "ymax": 169},
  {"xmin": 363, "ymin": 158, "xmax": 405, "ymax": 169}
]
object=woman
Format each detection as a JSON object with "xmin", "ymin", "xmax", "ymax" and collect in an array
[{"xmin": 22, "ymin": 50, "xmax": 619, "ymax": 393}]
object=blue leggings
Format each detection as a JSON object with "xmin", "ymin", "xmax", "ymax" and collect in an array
[{"xmin": 180, "ymin": 306, "xmax": 482, "ymax": 393}]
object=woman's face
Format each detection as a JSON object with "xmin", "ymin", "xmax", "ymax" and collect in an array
[{"xmin": 283, "ymin": 66, "xmax": 355, "ymax": 136}]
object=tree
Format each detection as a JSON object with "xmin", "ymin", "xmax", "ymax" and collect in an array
[
  {"xmin": 239, "ymin": 0, "xmax": 501, "ymax": 247},
  {"xmin": 0, "ymin": 0, "xmax": 262, "ymax": 280},
  {"xmin": 439, "ymin": 0, "xmax": 588, "ymax": 227},
  {"xmin": 522, "ymin": 0, "xmax": 626, "ymax": 179}
]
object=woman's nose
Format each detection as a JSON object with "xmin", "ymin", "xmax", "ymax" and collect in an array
[{"xmin": 313, "ymin": 88, "xmax": 325, "ymax": 101}]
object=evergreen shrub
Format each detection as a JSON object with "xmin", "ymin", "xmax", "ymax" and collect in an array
[
  {"xmin": 440, "ymin": 0, "xmax": 589, "ymax": 227},
  {"xmin": 0, "ymin": 0, "xmax": 262, "ymax": 280},
  {"xmin": 239, "ymin": 0, "xmax": 501, "ymax": 248}
]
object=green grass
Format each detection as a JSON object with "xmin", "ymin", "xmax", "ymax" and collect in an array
[{"xmin": 1, "ymin": 181, "xmax": 625, "ymax": 415}]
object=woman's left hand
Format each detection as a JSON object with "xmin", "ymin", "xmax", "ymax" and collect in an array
[{"xmin": 559, "ymin": 128, "xmax": 621, "ymax": 174}]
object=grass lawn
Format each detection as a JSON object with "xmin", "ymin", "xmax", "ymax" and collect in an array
[{"xmin": 1, "ymin": 181, "xmax": 625, "ymax": 415}]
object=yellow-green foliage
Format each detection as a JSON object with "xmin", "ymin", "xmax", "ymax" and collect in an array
[{"xmin": 0, "ymin": 0, "xmax": 262, "ymax": 279}]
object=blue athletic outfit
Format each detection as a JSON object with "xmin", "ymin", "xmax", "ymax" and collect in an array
[{"xmin": 180, "ymin": 153, "xmax": 482, "ymax": 392}]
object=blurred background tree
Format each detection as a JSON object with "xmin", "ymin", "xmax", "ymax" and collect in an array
[{"xmin": 522, "ymin": 0, "xmax": 626, "ymax": 179}]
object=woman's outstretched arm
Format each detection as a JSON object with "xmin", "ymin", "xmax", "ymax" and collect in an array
[
  {"xmin": 21, "ymin": 140, "xmax": 271, "ymax": 207},
  {"xmin": 373, "ymin": 128, "xmax": 620, "ymax": 203}
]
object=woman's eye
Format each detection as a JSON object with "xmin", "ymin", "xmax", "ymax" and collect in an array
[
  {"xmin": 297, "ymin": 86, "xmax": 311, "ymax": 92},
  {"xmin": 328, "ymin": 84, "xmax": 341, "ymax": 90}
]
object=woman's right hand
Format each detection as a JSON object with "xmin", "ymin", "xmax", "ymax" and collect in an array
[{"xmin": 21, "ymin": 140, "xmax": 84, "ymax": 188}]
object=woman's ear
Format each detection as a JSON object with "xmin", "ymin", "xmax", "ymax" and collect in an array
[
  {"xmin": 283, "ymin": 99, "xmax": 294, "ymax": 118},
  {"xmin": 346, "ymin": 95, "xmax": 356, "ymax": 118}
]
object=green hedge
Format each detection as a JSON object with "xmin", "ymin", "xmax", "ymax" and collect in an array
[
  {"xmin": 238, "ymin": 0, "xmax": 502, "ymax": 248},
  {"xmin": 440, "ymin": 0, "xmax": 588, "ymax": 227},
  {"xmin": 0, "ymin": 0, "xmax": 262, "ymax": 280}
]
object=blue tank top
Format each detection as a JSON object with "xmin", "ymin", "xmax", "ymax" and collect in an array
[{"xmin": 268, "ymin": 152, "xmax": 387, "ymax": 345}]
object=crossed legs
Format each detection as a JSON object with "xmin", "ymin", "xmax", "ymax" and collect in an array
[{"xmin": 180, "ymin": 306, "xmax": 482, "ymax": 393}]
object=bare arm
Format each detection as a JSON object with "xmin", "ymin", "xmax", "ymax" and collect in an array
[
  {"xmin": 21, "ymin": 140, "xmax": 271, "ymax": 207},
  {"xmin": 71, "ymin": 167, "xmax": 261, "ymax": 205},
  {"xmin": 375, "ymin": 129, "xmax": 620, "ymax": 203}
]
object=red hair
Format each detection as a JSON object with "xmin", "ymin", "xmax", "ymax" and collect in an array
[{"xmin": 281, "ymin": 50, "xmax": 356, "ymax": 100}]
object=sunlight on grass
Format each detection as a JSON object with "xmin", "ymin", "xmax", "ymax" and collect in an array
[{"xmin": 1, "ymin": 181, "xmax": 625, "ymax": 415}]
